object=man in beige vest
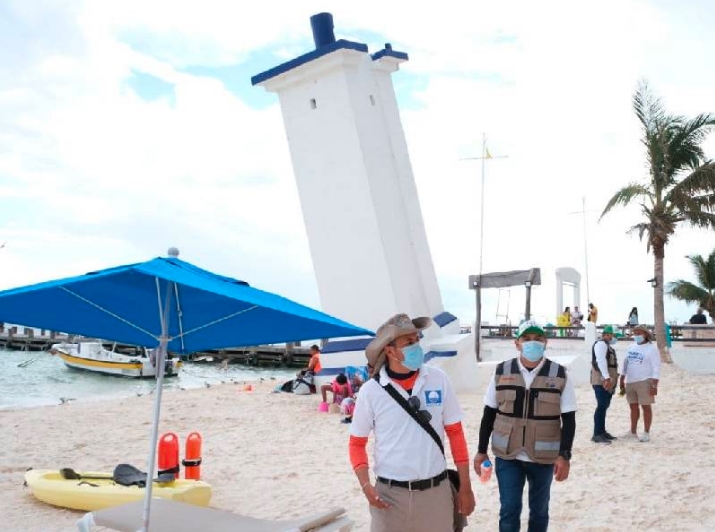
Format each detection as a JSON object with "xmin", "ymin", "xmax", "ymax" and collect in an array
[
  {"xmin": 474, "ymin": 320, "xmax": 576, "ymax": 532},
  {"xmin": 591, "ymin": 325, "xmax": 619, "ymax": 444}
]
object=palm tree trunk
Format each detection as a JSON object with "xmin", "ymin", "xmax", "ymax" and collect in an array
[{"xmin": 653, "ymin": 247, "xmax": 673, "ymax": 363}]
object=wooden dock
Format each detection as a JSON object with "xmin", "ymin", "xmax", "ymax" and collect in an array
[{"xmin": 0, "ymin": 326, "xmax": 314, "ymax": 368}]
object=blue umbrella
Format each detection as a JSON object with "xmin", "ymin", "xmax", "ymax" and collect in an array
[{"xmin": 0, "ymin": 249, "xmax": 372, "ymax": 531}]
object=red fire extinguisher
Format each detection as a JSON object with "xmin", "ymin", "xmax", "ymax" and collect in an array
[
  {"xmin": 158, "ymin": 432, "xmax": 180, "ymax": 479},
  {"xmin": 182, "ymin": 432, "xmax": 202, "ymax": 480}
]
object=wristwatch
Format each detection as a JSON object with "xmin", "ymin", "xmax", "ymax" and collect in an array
[{"xmin": 559, "ymin": 450, "xmax": 572, "ymax": 460}]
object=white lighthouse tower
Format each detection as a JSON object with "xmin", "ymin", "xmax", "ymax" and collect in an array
[
  {"xmin": 252, "ymin": 13, "xmax": 448, "ymax": 333},
  {"xmin": 252, "ymin": 14, "xmax": 481, "ymax": 391}
]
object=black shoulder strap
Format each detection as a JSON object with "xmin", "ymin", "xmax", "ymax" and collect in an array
[{"xmin": 382, "ymin": 383, "xmax": 445, "ymax": 456}]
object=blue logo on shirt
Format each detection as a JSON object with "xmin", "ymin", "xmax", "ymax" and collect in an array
[{"xmin": 424, "ymin": 389, "xmax": 442, "ymax": 405}]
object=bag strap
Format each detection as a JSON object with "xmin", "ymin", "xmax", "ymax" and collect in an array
[{"xmin": 382, "ymin": 383, "xmax": 445, "ymax": 456}]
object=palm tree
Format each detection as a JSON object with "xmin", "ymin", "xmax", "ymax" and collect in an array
[
  {"xmin": 600, "ymin": 81, "xmax": 715, "ymax": 362},
  {"xmin": 667, "ymin": 250, "xmax": 715, "ymax": 320}
]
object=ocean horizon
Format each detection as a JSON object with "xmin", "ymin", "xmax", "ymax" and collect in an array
[{"xmin": 0, "ymin": 349, "xmax": 296, "ymax": 410}]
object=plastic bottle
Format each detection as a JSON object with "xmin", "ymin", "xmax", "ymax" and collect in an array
[{"xmin": 480, "ymin": 460, "xmax": 493, "ymax": 483}]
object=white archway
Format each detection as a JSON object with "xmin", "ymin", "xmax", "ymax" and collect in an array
[{"xmin": 555, "ymin": 267, "xmax": 581, "ymax": 317}]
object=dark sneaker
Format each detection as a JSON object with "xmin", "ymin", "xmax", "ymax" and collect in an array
[
  {"xmin": 591, "ymin": 434, "xmax": 612, "ymax": 444},
  {"xmin": 603, "ymin": 432, "xmax": 618, "ymax": 440}
]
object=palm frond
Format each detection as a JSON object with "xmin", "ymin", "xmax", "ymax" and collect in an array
[
  {"xmin": 685, "ymin": 254, "xmax": 708, "ymax": 288},
  {"xmin": 668, "ymin": 162, "xmax": 715, "ymax": 201},
  {"xmin": 627, "ymin": 222, "xmax": 651, "ymax": 247},
  {"xmin": 671, "ymin": 114, "xmax": 715, "ymax": 160},
  {"xmin": 641, "ymin": 204, "xmax": 678, "ymax": 241},
  {"xmin": 599, "ymin": 183, "xmax": 651, "ymax": 220},
  {"xmin": 667, "ymin": 280, "xmax": 709, "ymax": 304},
  {"xmin": 633, "ymin": 80, "xmax": 665, "ymax": 132},
  {"xmin": 679, "ymin": 210, "xmax": 715, "ymax": 231},
  {"xmin": 691, "ymin": 250, "xmax": 715, "ymax": 291}
]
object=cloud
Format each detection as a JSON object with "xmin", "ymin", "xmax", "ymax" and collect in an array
[{"xmin": 1, "ymin": 0, "xmax": 714, "ymax": 330}]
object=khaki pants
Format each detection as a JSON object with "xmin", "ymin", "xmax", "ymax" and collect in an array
[{"xmin": 370, "ymin": 478, "xmax": 453, "ymax": 532}]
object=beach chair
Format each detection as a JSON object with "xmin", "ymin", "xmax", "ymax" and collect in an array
[{"xmin": 76, "ymin": 498, "xmax": 353, "ymax": 532}]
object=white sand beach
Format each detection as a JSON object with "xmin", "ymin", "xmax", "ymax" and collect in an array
[{"xmin": 2, "ymin": 363, "xmax": 714, "ymax": 532}]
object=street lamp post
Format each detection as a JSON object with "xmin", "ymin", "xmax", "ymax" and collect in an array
[{"xmin": 525, "ymin": 280, "xmax": 533, "ymax": 320}]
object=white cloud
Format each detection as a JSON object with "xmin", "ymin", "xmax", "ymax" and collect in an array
[{"xmin": 0, "ymin": 0, "xmax": 714, "ymax": 331}]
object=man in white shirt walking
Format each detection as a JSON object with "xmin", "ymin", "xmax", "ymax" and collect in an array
[
  {"xmin": 349, "ymin": 313, "xmax": 475, "ymax": 532},
  {"xmin": 619, "ymin": 325, "xmax": 660, "ymax": 442}
]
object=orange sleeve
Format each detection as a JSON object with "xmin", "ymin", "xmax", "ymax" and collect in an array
[
  {"xmin": 445, "ymin": 422, "xmax": 469, "ymax": 464},
  {"xmin": 349, "ymin": 435, "xmax": 369, "ymax": 471}
]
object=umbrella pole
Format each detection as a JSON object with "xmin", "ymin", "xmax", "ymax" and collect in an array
[
  {"xmin": 139, "ymin": 336, "xmax": 167, "ymax": 532},
  {"xmin": 140, "ymin": 279, "xmax": 173, "ymax": 532}
]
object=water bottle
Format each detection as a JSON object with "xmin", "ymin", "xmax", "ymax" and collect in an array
[{"xmin": 480, "ymin": 460, "xmax": 493, "ymax": 483}]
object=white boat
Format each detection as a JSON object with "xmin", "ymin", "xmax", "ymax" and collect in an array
[{"xmin": 50, "ymin": 342, "xmax": 182, "ymax": 378}]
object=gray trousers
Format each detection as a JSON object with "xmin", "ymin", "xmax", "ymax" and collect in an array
[{"xmin": 370, "ymin": 479, "xmax": 453, "ymax": 532}]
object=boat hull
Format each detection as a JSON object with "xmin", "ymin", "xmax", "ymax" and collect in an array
[
  {"xmin": 52, "ymin": 343, "xmax": 181, "ymax": 378},
  {"xmin": 24, "ymin": 469, "xmax": 211, "ymax": 511}
]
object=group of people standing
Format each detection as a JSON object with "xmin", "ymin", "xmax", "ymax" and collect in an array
[
  {"xmin": 590, "ymin": 323, "xmax": 660, "ymax": 444},
  {"xmin": 556, "ymin": 303, "xmax": 598, "ymax": 335},
  {"xmin": 349, "ymin": 314, "xmax": 575, "ymax": 532},
  {"xmin": 347, "ymin": 311, "xmax": 663, "ymax": 532}
]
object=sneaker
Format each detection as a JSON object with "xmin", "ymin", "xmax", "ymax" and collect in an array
[
  {"xmin": 639, "ymin": 432, "xmax": 650, "ymax": 442},
  {"xmin": 340, "ymin": 418, "xmax": 352, "ymax": 424},
  {"xmin": 591, "ymin": 434, "xmax": 613, "ymax": 444},
  {"xmin": 603, "ymin": 432, "xmax": 618, "ymax": 441},
  {"xmin": 622, "ymin": 432, "xmax": 639, "ymax": 440}
]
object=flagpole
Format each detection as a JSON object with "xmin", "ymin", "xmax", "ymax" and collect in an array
[
  {"xmin": 582, "ymin": 196, "xmax": 591, "ymax": 305},
  {"xmin": 479, "ymin": 133, "xmax": 486, "ymax": 278},
  {"xmin": 462, "ymin": 135, "xmax": 508, "ymax": 361},
  {"xmin": 568, "ymin": 198, "xmax": 593, "ymax": 308}
]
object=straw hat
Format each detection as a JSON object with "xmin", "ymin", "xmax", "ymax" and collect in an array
[
  {"xmin": 632, "ymin": 324, "xmax": 652, "ymax": 339},
  {"xmin": 365, "ymin": 313, "xmax": 431, "ymax": 372}
]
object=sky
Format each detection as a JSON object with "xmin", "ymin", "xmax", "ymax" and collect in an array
[{"xmin": 1, "ymin": 0, "xmax": 714, "ymax": 330}]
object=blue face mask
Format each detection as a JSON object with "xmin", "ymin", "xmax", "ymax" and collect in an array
[
  {"xmin": 609, "ymin": 337, "xmax": 618, "ymax": 346},
  {"xmin": 401, "ymin": 343, "xmax": 425, "ymax": 370},
  {"xmin": 521, "ymin": 341, "xmax": 545, "ymax": 362},
  {"xmin": 633, "ymin": 335, "xmax": 644, "ymax": 344}
]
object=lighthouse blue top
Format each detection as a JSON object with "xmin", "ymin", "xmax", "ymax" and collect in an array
[{"xmin": 251, "ymin": 12, "xmax": 408, "ymax": 86}]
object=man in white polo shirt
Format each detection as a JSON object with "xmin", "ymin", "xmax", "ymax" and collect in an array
[
  {"xmin": 474, "ymin": 320, "xmax": 577, "ymax": 532},
  {"xmin": 349, "ymin": 313, "xmax": 475, "ymax": 532}
]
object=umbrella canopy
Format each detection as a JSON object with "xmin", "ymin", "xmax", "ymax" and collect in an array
[
  {"xmin": 0, "ymin": 254, "xmax": 372, "ymax": 352},
  {"xmin": 0, "ymin": 250, "xmax": 372, "ymax": 531}
]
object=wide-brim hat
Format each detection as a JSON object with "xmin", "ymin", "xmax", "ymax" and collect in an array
[
  {"xmin": 632, "ymin": 324, "xmax": 651, "ymax": 338},
  {"xmin": 602, "ymin": 325, "xmax": 615, "ymax": 335},
  {"xmin": 365, "ymin": 313, "xmax": 432, "ymax": 371}
]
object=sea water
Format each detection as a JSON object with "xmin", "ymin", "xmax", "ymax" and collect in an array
[{"xmin": 0, "ymin": 349, "xmax": 296, "ymax": 409}]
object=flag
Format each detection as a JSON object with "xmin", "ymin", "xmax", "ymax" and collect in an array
[{"xmin": 485, "ymin": 147, "xmax": 493, "ymax": 159}]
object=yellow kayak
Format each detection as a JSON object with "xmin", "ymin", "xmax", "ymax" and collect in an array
[{"xmin": 24, "ymin": 469, "xmax": 212, "ymax": 511}]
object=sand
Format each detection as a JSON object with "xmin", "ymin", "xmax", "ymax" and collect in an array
[{"xmin": 1, "ymin": 363, "xmax": 714, "ymax": 532}]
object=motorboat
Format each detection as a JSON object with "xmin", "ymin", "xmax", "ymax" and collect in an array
[{"xmin": 50, "ymin": 342, "xmax": 181, "ymax": 378}]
